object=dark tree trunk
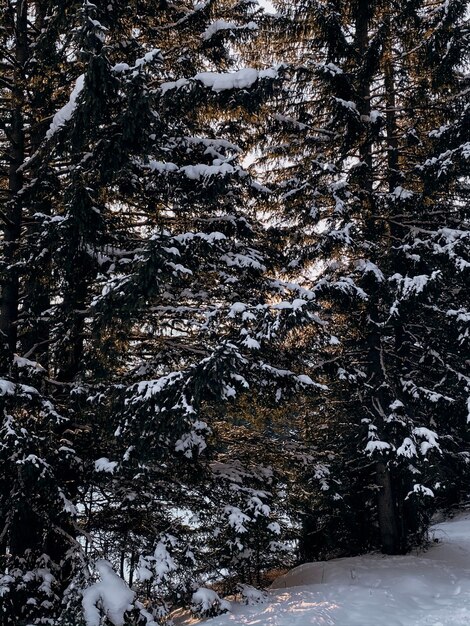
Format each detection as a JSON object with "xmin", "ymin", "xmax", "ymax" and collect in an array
[
  {"xmin": 356, "ymin": 1, "xmax": 402, "ymax": 555},
  {"xmin": 299, "ymin": 514, "xmax": 320, "ymax": 562},
  {"xmin": 376, "ymin": 461, "xmax": 400, "ymax": 554},
  {"xmin": 20, "ymin": 2, "xmax": 51, "ymax": 368},
  {"xmin": 0, "ymin": 1, "xmax": 28, "ymax": 370},
  {"xmin": 1, "ymin": 3, "xmax": 49, "ymax": 565}
]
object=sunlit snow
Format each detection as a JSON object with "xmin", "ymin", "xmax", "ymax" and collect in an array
[{"xmin": 175, "ymin": 512, "xmax": 470, "ymax": 626}]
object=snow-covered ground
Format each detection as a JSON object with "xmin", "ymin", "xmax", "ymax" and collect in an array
[{"xmin": 179, "ymin": 512, "xmax": 470, "ymax": 626}]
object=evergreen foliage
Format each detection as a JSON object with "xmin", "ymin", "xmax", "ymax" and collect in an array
[
  {"xmin": 0, "ymin": 0, "xmax": 468, "ymax": 624},
  {"xmin": 259, "ymin": 0, "xmax": 470, "ymax": 554}
]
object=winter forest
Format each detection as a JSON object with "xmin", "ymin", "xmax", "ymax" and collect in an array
[{"xmin": 0, "ymin": 0, "xmax": 469, "ymax": 624}]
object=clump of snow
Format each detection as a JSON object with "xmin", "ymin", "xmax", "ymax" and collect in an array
[
  {"xmin": 135, "ymin": 48, "xmax": 161, "ymax": 68},
  {"xmin": 228, "ymin": 302, "xmax": 247, "ymax": 317},
  {"xmin": 113, "ymin": 49, "xmax": 162, "ymax": 74},
  {"xmin": 320, "ymin": 62, "xmax": 343, "ymax": 75},
  {"xmin": 161, "ymin": 66, "xmax": 278, "ymax": 94},
  {"xmin": 390, "ymin": 271, "xmax": 441, "ymax": 297},
  {"xmin": 238, "ymin": 584, "xmax": 268, "ymax": 605},
  {"xmin": 369, "ymin": 109, "xmax": 383, "ymax": 123},
  {"xmin": 356, "ymin": 259, "xmax": 384, "ymax": 282},
  {"xmin": 225, "ymin": 505, "xmax": 251, "ymax": 533},
  {"xmin": 413, "ymin": 426, "xmax": 440, "ymax": 454},
  {"xmin": 0, "ymin": 380, "xmax": 15, "ymax": 396},
  {"xmin": 82, "ymin": 560, "xmax": 135, "ymax": 626},
  {"xmin": 191, "ymin": 588, "xmax": 230, "ymax": 618},
  {"xmin": 160, "ymin": 78, "xmax": 190, "ymax": 93},
  {"xmin": 148, "ymin": 160, "xmax": 179, "ymax": 173},
  {"xmin": 94, "ymin": 457, "xmax": 118, "ymax": 473},
  {"xmin": 242, "ymin": 336, "xmax": 260, "ymax": 350},
  {"xmin": 181, "ymin": 163, "xmax": 236, "ymax": 179},
  {"xmin": 47, "ymin": 74, "xmax": 85, "ymax": 139},
  {"xmin": 202, "ymin": 20, "xmax": 258, "ymax": 41},
  {"xmin": 391, "ymin": 186, "xmax": 414, "ymax": 200},
  {"xmin": 195, "ymin": 67, "xmax": 278, "ymax": 92},
  {"xmin": 13, "ymin": 354, "xmax": 45, "ymax": 371},
  {"xmin": 407, "ymin": 484, "xmax": 435, "ymax": 499},
  {"xmin": 334, "ymin": 97, "xmax": 358, "ymax": 112},
  {"xmin": 365, "ymin": 439, "xmax": 392, "ymax": 454},
  {"xmin": 153, "ymin": 538, "xmax": 177, "ymax": 583},
  {"xmin": 135, "ymin": 536, "xmax": 178, "ymax": 588},
  {"xmin": 397, "ymin": 437, "xmax": 417, "ymax": 458},
  {"xmin": 296, "ymin": 374, "xmax": 328, "ymax": 390}
]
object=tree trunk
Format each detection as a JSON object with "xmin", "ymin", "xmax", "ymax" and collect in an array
[
  {"xmin": 1, "ymin": 4, "xmax": 49, "ymax": 566},
  {"xmin": 20, "ymin": 2, "xmax": 51, "ymax": 368},
  {"xmin": 376, "ymin": 461, "xmax": 400, "ymax": 554},
  {"xmin": 0, "ymin": 1, "xmax": 28, "ymax": 370},
  {"xmin": 356, "ymin": 1, "xmax": 402, "ymax": 555},
  {"xmin": 299, "ymin": 514, "xmax": 320, "ymax": 562}
]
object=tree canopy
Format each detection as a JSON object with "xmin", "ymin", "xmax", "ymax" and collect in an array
[{"xmin": 0, "ymin": 1, "xmax": 468, "ymax": 624}]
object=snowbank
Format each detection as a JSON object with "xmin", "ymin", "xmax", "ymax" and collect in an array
[{"xmin": 179, "ymin": 512, "xmax": 470, "ymax": 625}]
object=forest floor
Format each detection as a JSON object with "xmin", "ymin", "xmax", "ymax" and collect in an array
[{"xmin": 176, "ymin": 511, "xmax": 470, "ymax": 625}]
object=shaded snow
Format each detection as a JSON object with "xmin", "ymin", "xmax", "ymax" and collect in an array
[
  {"xmin": 13, "ymin": 354, "xmax": 45, "ymax": 371},
  {"xmin": 0, "ymin": 380, "xmax": 15, "ymax": 396},
  {"xmin": 177, "ymin": 512, "xmax": 470, "ymax": 625},
  {"xmin": 94, "ymin": 457, "xmax": 118, "ymax": 473}
]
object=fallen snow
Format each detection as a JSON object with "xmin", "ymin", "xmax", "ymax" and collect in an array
[{"xmin": 177, "ymin": 512, "xmax": 470, "ymax": 625}]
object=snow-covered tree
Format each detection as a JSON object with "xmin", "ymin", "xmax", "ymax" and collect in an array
[
  {"xmin": 258, "ymin": 0, "xmax": 470, "ymax": 554},
  {"xmin": 2, "ymin": 1, "xmax": 327, "ymax": 622}
]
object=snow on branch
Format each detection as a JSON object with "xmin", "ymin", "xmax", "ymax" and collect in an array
[
  {"xmin": 82, "ymin": 560, "xmax": 135, "ymax": 626},
  {"xmin": 46, "ymin": 75, "xmax": 85, "ymax": 139}
]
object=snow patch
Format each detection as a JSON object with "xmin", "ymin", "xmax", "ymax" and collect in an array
[
  {"xmin": 94, "ymin": 457, "xmax": 118, "ymax": 473},
  {"xmin": 0, "ymin": 380, "xmax": 15, "ymax": 396},
  {"xmin": 198, "ymin": 513, "xmax": 470, "ymax": 626}
]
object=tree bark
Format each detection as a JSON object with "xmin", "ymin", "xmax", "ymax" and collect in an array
[
  {"xmin": 356, "ymin": 1, "xmax": 402, "ymax": 555},
  {"xmin": 20, "ymin": 2, "xmax": 52, "ymax": 368},
  {"xmin": 376, "ymin": 461, "xmax": 400, "ymax": 554},
  {"xmin": 0, "ymin": 1, "xmax": 28, "ymax": 370}
]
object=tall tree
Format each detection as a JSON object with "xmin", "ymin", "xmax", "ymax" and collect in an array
[
  {"xmin": 259, "ymin": 0, "xmax": 469, "ymax": 554},
  {"xmin": 2, "ymin": 1, "xmax": 326, "ymax": 623}
]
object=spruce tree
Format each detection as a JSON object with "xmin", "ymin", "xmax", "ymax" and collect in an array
[
  {"xmin": 259, "ymin": 0, "xmax": 469, "ymax": 554},
  {"xmin": 0, "ymin": 4, "xmax": 89, "ymax": 624},
  {"xmin": 2, "ymin": 1, "xmax": 326, "ymax": 623}
]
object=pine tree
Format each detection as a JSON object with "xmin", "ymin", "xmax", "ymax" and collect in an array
[
  {"xmin": 259, "ymin": 0, "xmax": 470, "ymax": 555},
  {"xmin": 74, "ymin": 1, "xmax": 326, "ymax": 617},
  {"xmin": 3, "ymin": 1, "xmax": 326, "ymax": 623},
  {"xmin": 1, "ymin": 4, "xmax": 89, "ymax": 624}
]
